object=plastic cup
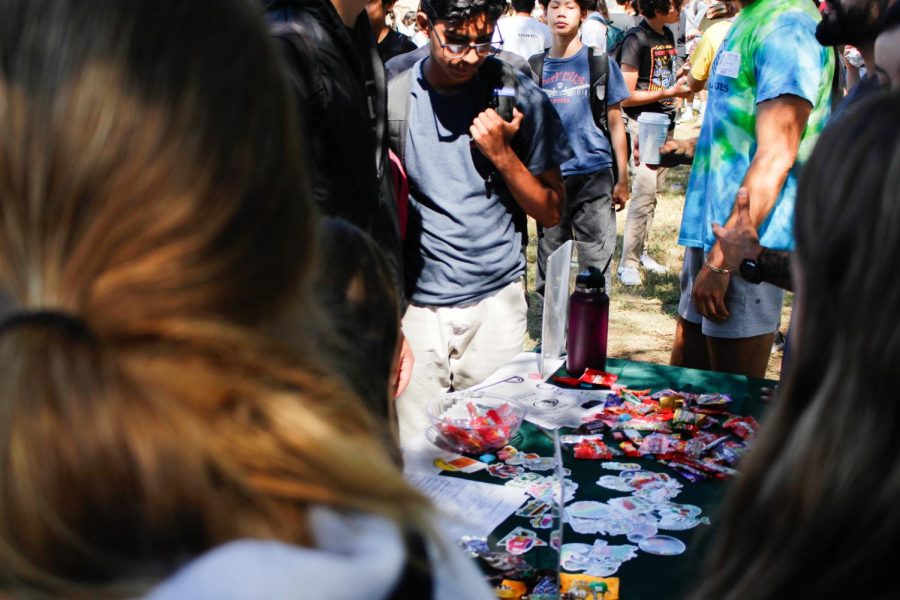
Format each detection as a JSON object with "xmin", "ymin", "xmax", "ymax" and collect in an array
[{"xmin": 637, "ymin": 112, "xmax": 670, "ymax": 166}]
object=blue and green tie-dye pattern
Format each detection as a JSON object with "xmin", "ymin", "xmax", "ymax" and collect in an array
[{"xmin": 678, "ymin": 0, "xmax": 834, "ymax": 252}]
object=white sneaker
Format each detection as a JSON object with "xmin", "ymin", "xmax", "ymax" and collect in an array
[
  {"xmin": 677, "ymin": 110, "xmax": 694, "ymax": 124},
  {"xmin": 618, "ymin": 266, "xmax": 642, "ymax": 286},
  {"xmin": 640, "ymin": 253, "xmax": 669, "ymax": 274}
]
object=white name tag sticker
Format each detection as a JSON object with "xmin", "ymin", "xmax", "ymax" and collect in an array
[{"xmin": 715, "ymin": 50, "xmax": 741, "ymax": 79}]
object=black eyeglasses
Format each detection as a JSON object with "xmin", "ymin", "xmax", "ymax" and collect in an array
[{"xmin": 428, "ymin": 18, "xmax": 502, "ymax": 58}]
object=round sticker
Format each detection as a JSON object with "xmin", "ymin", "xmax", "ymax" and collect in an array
[
  {"xmin": 626, "ymin": 518, "xmax": 658, "ymax": 543},
  {"xmin": 596, "ymin": 475, "xmax": 633, "ymax": 492},
  {"xmin": 657, "ymin": 516, "xmax": 703, "ymax": 531},
  {"xmin": 566, "ymin": 501, "xmax": 613, "ymax": 520},
  {"xmin": 661, "ymin": 503, "xmax": 703, "ymax": 518},
  {"xmin": 639, "ymin": 535, "xmax": 686, "ymax": 556}
]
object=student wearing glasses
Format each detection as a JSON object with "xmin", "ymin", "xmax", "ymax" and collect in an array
[{"xmin": 390, "ymin": 0, "xmax": 573, "ymax": 443}]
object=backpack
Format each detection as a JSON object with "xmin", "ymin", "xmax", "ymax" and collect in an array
[
  {"xmin": 587, "ymin": 13, "xmax": 627, "ymax": 54},
  {"xmin": 528, "ymin": 47, "xmax": 630, "ymax": 182},
  {"xmin": 611, "ymin": 24, "xmax": 650, "ymax": 66},
  {"xmin": 528, "ymin": 46, "xmax": 611, "ymax": 140}
]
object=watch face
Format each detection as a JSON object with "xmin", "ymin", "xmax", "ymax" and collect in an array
[{"xmin": 740, "ymin": 258, "xmax": 762, "ymax": 284}]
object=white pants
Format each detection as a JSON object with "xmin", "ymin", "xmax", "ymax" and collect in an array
[{"xmin": 396, "ymin": 280, "xmax": 527, "ymax": 444}]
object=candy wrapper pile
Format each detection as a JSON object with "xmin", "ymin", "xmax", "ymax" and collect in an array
[
  {"xmin": 454, "ymin": 384, "xmax": 762, "ymax": 597},
  {"xmin": 562, "ymin": 388, "xmax": 759, "ymax": 482}
]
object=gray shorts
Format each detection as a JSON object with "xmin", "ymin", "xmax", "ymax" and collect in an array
[{"xmin": 678, "ymin": 247, "xmax": 783, "ymax": 339}]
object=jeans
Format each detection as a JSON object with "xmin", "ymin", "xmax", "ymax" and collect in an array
[{"xmin": 536, "ymin": 168, "xmax": 617, "ymax": 294}]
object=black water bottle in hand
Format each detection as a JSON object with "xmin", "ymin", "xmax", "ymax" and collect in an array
[{"xmin": 566, "ymin": 267, "xmax": 610, "ymax": 377}]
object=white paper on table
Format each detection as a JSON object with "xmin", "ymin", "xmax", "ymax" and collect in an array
[
  {"xmin": 402, "ymin": 431, "xmax": 448, "ymax": 475},
  {"xmin": 471, "ymin": 352, "xmax": 610, "ymax": 430},
  {"xmin": 405, "ymin": 472, "xmax": 528, "ymax": 541}
]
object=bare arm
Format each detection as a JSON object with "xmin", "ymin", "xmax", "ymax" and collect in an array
[
  {"xmin": 713, "ymin": 188, "xmax": 794, "ymax": 291},
  {"xmin": 687, "ymin": 71, "xmax": 706, "ymax": 93},
  {"xmin": 470, "ymin": 107, "xmax": 564, "ymax": 227},
  {"xmin": 704, "ymin": 95, "xmax": 812, "ymax": 270},
  {"xmin": 621, "ymin": 65, "xmax": 691, "ymax": 107},
  {"xmin": 694, "ymin": 95, "xmax": 811, "ymax": 321}
]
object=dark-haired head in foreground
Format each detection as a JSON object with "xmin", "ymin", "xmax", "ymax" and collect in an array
[{"xmin": 691, "ymin": 92, "xmax": 900, "ymax": 600}]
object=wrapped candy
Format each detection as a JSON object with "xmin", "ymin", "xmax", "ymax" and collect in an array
[
  {"xmin": 574, "ymin": 438, "xmax": 614, "ymax": 460},
  {"xmin": 722, "ymin": 416, "xmax": 760, "ymax": 440},
  {"xmin": 579, "ymin": 368, "xmax": 619, "ymax": 387}
]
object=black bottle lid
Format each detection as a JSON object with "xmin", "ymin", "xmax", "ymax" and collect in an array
[{"xmin": 575, "ymin": 266, "xmax": 606, "ymax": 292}]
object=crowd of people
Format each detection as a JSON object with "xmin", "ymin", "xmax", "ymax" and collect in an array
[{"xmin": 0, "ymin": 0, "xmax": 898, "ymax": 597}]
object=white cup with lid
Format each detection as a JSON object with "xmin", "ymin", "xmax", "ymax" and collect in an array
[{"xmin": 637, "ymin": 112, "xmax": 670, "ymax": 166}]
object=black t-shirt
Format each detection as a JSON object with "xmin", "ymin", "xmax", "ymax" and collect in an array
[
  {"xmin": 618, "ymin": 20, "xmax": 678, "ymax": 121},
  {"xmin": 378, "ymin": 28, "xmax": 417, "ymax": 63}
]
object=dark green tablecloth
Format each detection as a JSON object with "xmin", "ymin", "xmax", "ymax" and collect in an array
[{"xmin": 445, "ymin": 358, "xmax": 774, "ymax": 599}]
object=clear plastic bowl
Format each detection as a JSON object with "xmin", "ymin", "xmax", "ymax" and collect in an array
[{"xmin": 427, "ymin": 392, "xmax": 526, "ymax": 454}]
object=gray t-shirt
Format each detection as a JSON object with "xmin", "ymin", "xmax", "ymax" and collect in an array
[{"xmin": 404, "ymin": 58, "xmax": 572, "ymax": 306}]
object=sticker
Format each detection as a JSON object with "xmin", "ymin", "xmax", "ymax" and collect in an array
[
  {"xmin": 524, "ymin": 456, "xmax": 557, "ymax": 471},
  {"xmin": 596, "ymin": 475, "xmax": 633, "ymax": 492},
  {"xmin": 560, "ymin": 543, "xmax": 594, "ymax": 571},
  {"xmin": 434, "ymin": 456, "xmax": 487, "ymax": 473},
  {"xmin": 566, "ymin": 501, "xmax": 613, "ymax": 520},
  {"xmin": 659, "ymin": 503, "xmax": 703, "ymax": 518},
  {"xmin": 506, "ymin": 452, "xmax": 539, "ymax": 466},
  {"xmin": 527, "ymin": 478, "xmax": 578, "ymax": 503},
  {"xmin": 550, "ymin": 529, "xmax": 562, "ymax": 550},
  {"xmin": 497, "ymin": 445, "xmax": 518, "ymax": 461},
  {"xmin": 560, "ymin": 540, "xmax": 638, "ymax": 574},
  {"xmin": 715, "ymin": 50, "xmax": 741, "ymax": 78},
  {"xmin": 505, "ymin": 472, "xmax": 544, "ymax": 488},
  {"xmin": 459, "ymin": 536, "xmax": 490, "ymax": 557},
  {"xmin": 515, "ymin": 499, "xmax": 552, "ymax": 517},
  {"xmin": 482, "ymin": 551, "xmax": 530, "ymax": 571},
  {"xmin": 584, "ymin": 562, "xmax": 620, "ymax": 577},
  {"xmin": 497, "ymin": 527, "xmax": 547, "ymax": 555},
  {"xmin": 601, "ymin": 462, "xmax": 642, "ymax": 471},
  {"xmin": 656, "ymin": 515, "xmax": 709, "ymax": 531},
  {"xmin": 487, "ymin": 463, "xmax": 524, "ymax": 479},
  {"xmin": 638, "ymin": 535, "xmax": 686, "ymax": 556},
  {"xmin": 531, "ymin": 513, "xmax": 556, "ymax": 529},
  {"xmin": 625, "ymin": 517, "xmax": 659, "ymax": 543}
]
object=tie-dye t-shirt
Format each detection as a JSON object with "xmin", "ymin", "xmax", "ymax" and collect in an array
[{"xmin": 678, "ymin": 0, "xmax": 834, "ymax": 252}]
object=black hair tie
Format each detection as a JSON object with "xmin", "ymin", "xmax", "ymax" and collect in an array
[{"xmin": 0, "ymin": 310, "xmax": 96, "ymax": 341}]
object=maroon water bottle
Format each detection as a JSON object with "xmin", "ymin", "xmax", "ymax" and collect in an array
[{"xmin": 566, "ymin": 267, "xmax": 610, "ymax": 376}]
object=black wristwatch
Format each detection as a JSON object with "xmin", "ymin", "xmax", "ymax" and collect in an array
[{"xmin": 739, "ymin": 258, "xmax": 763, "ymax": 284}]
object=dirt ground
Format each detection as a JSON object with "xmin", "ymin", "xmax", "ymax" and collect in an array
[{"xmin": 522, "ymin": 119, "xmax": 789, "ymax": 381}]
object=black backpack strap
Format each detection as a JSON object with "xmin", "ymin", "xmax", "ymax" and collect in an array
[
  {"xmin": 527, "ymin": 50, "xmax": 547, "ymax": 85},
  {"xmin": 387, "ymin": 67, "xmax": 415, "ymax": 165},
  {"xmin": 588, "ymin": 47, "xmax": 624, "ymax": 183},
  {"xmin": 587, "ymin": 46, "xmax": 610, "ymax": 138},
  {"xmin": 613, "ymin": 24, "xmax": 646, "ymax": 64}
]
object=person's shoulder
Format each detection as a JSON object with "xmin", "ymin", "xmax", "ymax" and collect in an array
[
  {"xmin": 386, "ymin": 46, "xmax": 429, "ymax": 80},
  {"xmin": 626, "ymin": 21, "xmax": 653, "ymax": 44},
  {"xmin": 707, "ymin": 20, "xmax": 732, "ymax": 36},
  {"xmin": 265, "ymin": 0, "xmax": 339, "ymax": 43},
  {"xmin": 753, "ymin": 0, "xmax": 820, "ymax": 41}
]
